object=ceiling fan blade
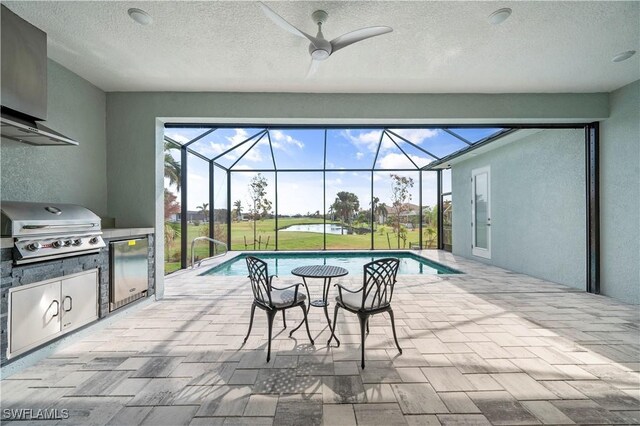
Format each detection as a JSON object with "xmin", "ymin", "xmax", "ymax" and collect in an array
[
  {"xmin": 259, "ymin": 2, "xmax": 318, "ymax": 47},
  {"xmin": 330, "ymin": 26, "xmax": 393, "ymax": 53},
  {"xmin": 306, "ymin": 59, "xmax": 321, "ymax": 78}
]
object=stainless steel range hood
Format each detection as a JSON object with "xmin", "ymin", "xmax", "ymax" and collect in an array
[
  {"xmin": 0, "ymin": 115, "xmax": 78, "ymax": 146},
  {"xmin": 0, "ymin": 5, "xmax": 78, "ymax": 146}
]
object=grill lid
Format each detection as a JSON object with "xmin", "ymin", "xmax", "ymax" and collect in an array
[{"xmin": 1, "ymin": 201, "xmax": 101, "ymax": 237}]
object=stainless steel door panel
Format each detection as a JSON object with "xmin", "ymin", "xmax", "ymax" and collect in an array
[
  {"xmin": 110, "ymin": 238, "xmax": 148, "ymax": 310},
  {"xmin": 62, "ymin": 269, "xmax": 98, "ymax": 331},
  {"xmin": 10, "ymin": 280, "xmax": 61, "ymax": 356}
]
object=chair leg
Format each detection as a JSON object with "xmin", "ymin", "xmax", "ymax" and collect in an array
[
  {"xmin": 331, "ymin": 305, "xmax": 341, "ymax": 347},
  {"xmin": 266, "ymin": 310, "xmax": 276, "ymax": 362},
  {"xmin": 282, "ymin": 310, "xmax": 286, "ymax": 329},
  {"xmin": 366, "ymin": 319, "xmax": 370, "ymax": 334},
  {"xmin": 358, "ymin": 313, "xmax": 369, "ymax": 369},
  {"xmin": 388, "ymin": 308, "xmax": 402, "ymax": 354},
  {"xmin": 243, "ymin": 303, "xmax": 256, "ymax": 344},
  {"xmin": 301, "ymin": 304, "xmax": 314, "ymax": 345}
]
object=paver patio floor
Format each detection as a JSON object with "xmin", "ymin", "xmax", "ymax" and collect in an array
[{"xmin": 2, "ymin": 251, "xmax": 639, "ymax": 425}]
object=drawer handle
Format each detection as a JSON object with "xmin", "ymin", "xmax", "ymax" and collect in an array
[
  {"xmin": 51, "ymin": 300, "xmax": 60, "ymax": 317},
  {"xmin": 64, "ymin": 296, "xmax": 73, "ymax": 312}
]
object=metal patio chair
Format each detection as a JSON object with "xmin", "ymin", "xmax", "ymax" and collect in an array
[
  {"xmin": 331, "ymin": 257, "xmax": 402, "ymax": 368},
  {"xmin": 243, "ymin": 256, "xmax": 314, "ymax": 362}
]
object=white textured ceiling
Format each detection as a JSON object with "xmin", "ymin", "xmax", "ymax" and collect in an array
[{"xmin": 4, "ymin": 1, "xmax": 639, "ymax": 93}]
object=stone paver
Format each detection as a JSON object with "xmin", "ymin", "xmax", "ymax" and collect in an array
[{"xmin": 2, "ymin": 250, "xmax": 639, "ymax": 425}]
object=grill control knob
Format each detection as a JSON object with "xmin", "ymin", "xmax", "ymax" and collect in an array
[
  {"xmin": 64, "ymin": 240, "xmax": 73, "ymax": 247},
  {"xmin": 72, "ymin": 239, "xmax": 82, "ymax": 246},
  {"xmin": 26, "ymin": 242, "xmax": 42, "ymax": 252},
  {"xmin": 52, "ymin": 240, "xmax": 64, "ymax": 248},
  {"xmin": 89, "ymin": 237, "xmax": 100, "ymax": 245}
]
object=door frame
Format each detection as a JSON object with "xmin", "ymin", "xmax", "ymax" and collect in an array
[{"xmin": 471, "ymin": 166, "xmax": 491, "ymax": 259}]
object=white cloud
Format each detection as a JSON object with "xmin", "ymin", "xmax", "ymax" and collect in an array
[
  {"xmin": 276, "ymin": 180, "xmax": 322, "ymax": 215},
  {"xmin": 342, "ymin": 129, "xmax": 382, "ymax": 153},
  {"xmin": 203, "ymin": 129, "xmax": 264, "ymax": 163},
  {"xmin": 356, "ymin": 152, "xmax": 364, "ymax": 160},
  {"xmin": 185, "ymin": 170, "xmax": 210, "ymax": 210},
  {"xmin": 165, "ymin": 132, "xmax": 189, "ymax": 144},
  {"xmin": 379, "ymin": 153, "xmax": 427, "ymax": 169},
  {"xmin": 388, "ymin": 129, "xmax": 440, "ymax": 144},
  {"xmin": 206, "ymin": 142, "xmax": 225, "ymax": 156},
  {"xmin": 233, "ymin": 165, "xmax": 253, "ymax": 170},
  {"xmin": 271, "ymin": 130, "xmax": 304, "ymax": 150},
  {"xmin": 187, "ymin": 173, "xmax": 205, "ymax": 181},
  {"xmin": 380, "ymin": 134, "xmax": 395, "ymax": 150},
  {"xmin": 227, "ymin": 128, "xmax": 250, "ymax": 146},
  {"xmin": 241, "ymin": 141, "xmax": 264, "ymax": 163}
]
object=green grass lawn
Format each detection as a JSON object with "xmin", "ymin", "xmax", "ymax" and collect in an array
[
  {"xmin": 165, "ymin": 217, "xmax": 437, "ymax": 275},
  {"xmin": 164, "ymin": 222, "xmax": 216, "ymax": 274}
]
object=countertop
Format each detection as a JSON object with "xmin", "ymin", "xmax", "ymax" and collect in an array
[
  {"xmin": 0, "ymin": 238, "xmax": 12, "ymax": 249},
  {"xmin": 0, "ymin": 227, "xmax": 154, "ymax": 249},
  {"xmin": 102, "ymin": 228, "xmax": 154, "ymax": 239}
]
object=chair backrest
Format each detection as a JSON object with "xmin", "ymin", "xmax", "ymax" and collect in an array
[
  {"xmin": 361, "ymin": 257, "xmax": 400, "ymax": 310},
  {"xmin": 246, "ymin": 256, "xmax": 271, "ymax": 306}
]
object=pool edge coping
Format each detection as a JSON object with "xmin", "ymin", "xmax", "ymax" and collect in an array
[{"xmin": 193, "ymin": 249, "xmax": 464, "ymax": 277}]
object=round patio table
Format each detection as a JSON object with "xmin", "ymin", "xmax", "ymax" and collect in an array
[{"xmin": 289, "ymin": 265, "xmax": 348, "ymax": 345}]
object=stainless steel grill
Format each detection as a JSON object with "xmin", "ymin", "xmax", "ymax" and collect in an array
[{"xmin": 1, "ymin": 201, "xmax": 106, "ymax": 264}]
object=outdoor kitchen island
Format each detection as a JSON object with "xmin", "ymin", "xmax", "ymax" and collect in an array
[{"xmin": 0, "ymin": 227, "xmax": 155, "ymax": 367}]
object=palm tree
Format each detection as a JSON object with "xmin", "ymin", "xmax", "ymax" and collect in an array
[
  {"xmin": 370, "ymin": 197, "xmax": 380, "ymax": 229},
  {"xmin": 376, "ymin": 203, "xmax": 388, "ymax": 225},
  {"xmin": 164, "ymin": 142, "xmax": 181, "ymax": 190},
  {"xmin": 331, "ymin": 191, "xmax": 360, "ymax": 233},
  {"xmin": 197, "ymin": 203, "xmax": 209, "ymax": 222},
  {"xmin": 233, "ymin": 200, "xmax": 243, "ymax": 221}
]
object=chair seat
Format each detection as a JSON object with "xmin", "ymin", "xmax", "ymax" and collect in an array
[
  {"xmin": 336, "ymin": 289, "xmax": 387, "ymax": 311},
  {"xmin": 269, "ymin": 288, "xmax": 306, "ymax": 308}
]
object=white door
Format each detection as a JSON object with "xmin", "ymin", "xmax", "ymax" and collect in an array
[
  {"xmin": 61, "ymin": 269, "xmax": 98, "ymax": 332},
  {"xmin": 472, "ymin": 167, "xmax": 491, "ymax": 259},
  {"xmin": 9, "ymin": 280, "xmax": 61, "ymax": 357}
]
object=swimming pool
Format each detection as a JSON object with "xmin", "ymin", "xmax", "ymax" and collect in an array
[{"xmin": 200, "ymin": 251, "xmax": 461, "ymax": 276}]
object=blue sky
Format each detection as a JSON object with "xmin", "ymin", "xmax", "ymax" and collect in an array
[{"xmin": 165, "ymin": 127, "xmax": 495, "ymax": 213}]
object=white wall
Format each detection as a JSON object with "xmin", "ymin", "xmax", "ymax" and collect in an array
[
  {"xmin": 451, "ymin": 129, "xmax": 587, "ymax": 290},
  {"xmin": 1, "ymin": 60, "xmax": 107, "ymax": 216},
  {"xmin": 600, "ymin": 80, "xmax": 640, "ymax": 304}
]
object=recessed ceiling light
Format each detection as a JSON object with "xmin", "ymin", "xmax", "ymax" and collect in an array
[
  {"xmin": 488, "ymin": 8, "xmax": 512, "ymax": 25},
  {"xmin": 128, "ymin": 8, "xmax": 152, "ymax": 26},
  {"xmin": 612, "ymin": 50, "xmax": 636, "ymax": 63}
]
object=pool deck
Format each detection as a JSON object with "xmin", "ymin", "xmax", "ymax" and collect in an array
[{"xmin": 2, "ymin": 250, "xmax": 639, "ymax": 425}]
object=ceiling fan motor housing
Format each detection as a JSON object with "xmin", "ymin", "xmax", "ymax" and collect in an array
[{"xmin": 309, "ymin": 38, "xmax": 332, "ymax": 60}]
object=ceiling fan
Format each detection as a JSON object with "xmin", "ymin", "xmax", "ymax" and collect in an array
[{"xmin": 258, "ymin": 2, "xmax": 393, "ymax": 77}]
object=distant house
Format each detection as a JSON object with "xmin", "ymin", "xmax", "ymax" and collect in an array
[
  {"xmin": 169, "ymin": 210, "xmax": 202, "ymax": 222},
  {"xmin": 170, "ymin": 208, "xmax": 228, "ymax": 223},
  {"xmin": 396, "ymin": 203, "xmax": 420, "ymax": 228}
]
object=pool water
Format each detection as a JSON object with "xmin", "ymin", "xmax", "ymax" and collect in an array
[{"xmin": 200, "ymin": 251, "xmax": 461, "ymax": 276}]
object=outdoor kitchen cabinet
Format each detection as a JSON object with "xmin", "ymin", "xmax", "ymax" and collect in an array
[
  {"xmin": 60, "ymin": 270, "xmax": 99, "ymax": 332},
  {"xmin": 9, "ymin": 280, "xmax": 61, "ymax": 358},
  {"xmin": 8, "ymin": 269, "xmax": 98, "ymax": 358}
]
